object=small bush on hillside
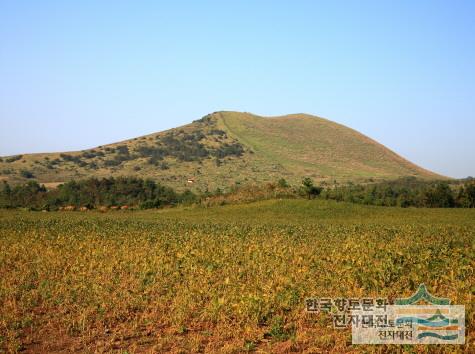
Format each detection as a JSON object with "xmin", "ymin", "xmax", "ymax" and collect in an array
[
  {"xmin": 115, "ymin": 145, "xmax": 129, "ymax": 155},
  {"xmin": 103, "ymin": 159, "xmax": 122, "ymax": 167},
  {"xmin": 60, "ymin": 154, "xmax": 82, "ymax": 164},
  {"xmin": 81, "ymin": 151, "xmax": 97, "ymax": 159},
  {"xmin": 278, "ymin": 178, "xmax": 290, "ymax": 188},
  {"xmin": 20, "ymin": 170, "xmax": 35, "ymax": 179},
  {"xmin": 214, "ymin": 143, "xmax": 244, "ymax": 158},
  {"xmin": 159, "ymin": 162, "xmax": 169, "ymax": 170},
  {"xmin": 5, "ymin": 155, "xmax": 23, "ymax": 163}
]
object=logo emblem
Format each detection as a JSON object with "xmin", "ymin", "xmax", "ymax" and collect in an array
[{"xmin": 352, "ymin": 284, "xmax": 465, "ymax": 344}]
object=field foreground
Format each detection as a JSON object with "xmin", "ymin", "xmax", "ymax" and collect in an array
[{"xmin": 0, "ymin": 200, "xmax": 474, "ymax": 353}]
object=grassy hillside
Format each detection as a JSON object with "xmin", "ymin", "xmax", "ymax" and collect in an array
[
  {"xmin": 217, "ymin": 112, "xmax": 440, "ymax": 181},
  {"xmin": 0, "ymin": 112, "xmax": 444, "ymax": 190},
  {"xmin": 1, "ymin": 200, "xmax": 473, "ymax": 352}
]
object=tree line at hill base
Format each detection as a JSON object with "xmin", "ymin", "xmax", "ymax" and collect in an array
[
  {"xmin": 0, "ymin": 176, "xmax": 474, "ymax": 211},
  {"xmin": 0, "ymin": 177, "xmax": 197, "ymax": 211},
  {"xmin": 320, "ymin": 177, "xmax": 475, "ymax": 208}
]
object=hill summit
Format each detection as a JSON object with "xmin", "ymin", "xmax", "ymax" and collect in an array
[{"xmin": 0, "ymin": 111, "xmax": 443, "ymax": 189}]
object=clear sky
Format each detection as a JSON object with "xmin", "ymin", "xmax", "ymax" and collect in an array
[{"xmin": 1, "ymin": 1, "xmax": 474, "ymax": 178}]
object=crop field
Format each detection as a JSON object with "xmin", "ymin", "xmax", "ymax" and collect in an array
[{"xmin": 0, "ymin": 200, "xmax": 474, "ymax": 353}]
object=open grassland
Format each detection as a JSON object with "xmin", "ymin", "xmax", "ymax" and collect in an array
[{"xmin": 0, "ymin": 200, "xmax": 474, "ymax": 353}]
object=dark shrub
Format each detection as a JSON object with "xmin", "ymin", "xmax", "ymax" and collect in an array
[{"xmin": 20, "ymin": 170, "xmax": 35, "ymax": 179}]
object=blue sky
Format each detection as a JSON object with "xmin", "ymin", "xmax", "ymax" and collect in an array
[{"xmin": 1, "ymin": 1, "xmax": 474, "ymax": 178}]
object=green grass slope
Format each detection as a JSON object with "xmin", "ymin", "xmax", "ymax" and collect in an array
[
  {"xmin": 217, "ymin": 111, "xmax": 441, "ymax": 181},
  {"xmin": 0, "ymin": 111, "xmax": 444, "ymax": 189}
]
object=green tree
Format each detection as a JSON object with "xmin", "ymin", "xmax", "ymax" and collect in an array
[
  {"xmin": 466, "ymin": 183, "xmax": 475, "ymax": 208},
  {"xmin": 277, "ymin": 178, "xmax": 290, "ymax": 188},
  {"xmin": 424, "ymin": 183, "xmax": 455, "ymax": 208},
  {"xmin": 20, "ymin": 170, "xmax": 35, "ymax": 179},
  {"xmin": 301, "ymin": 178, "xmax": 322, "ymax": 199}
]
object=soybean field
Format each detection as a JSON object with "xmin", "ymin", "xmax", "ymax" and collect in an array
[{"xmin": 0, "ymin": 200, "xmax": 474, "ymax": 353}]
